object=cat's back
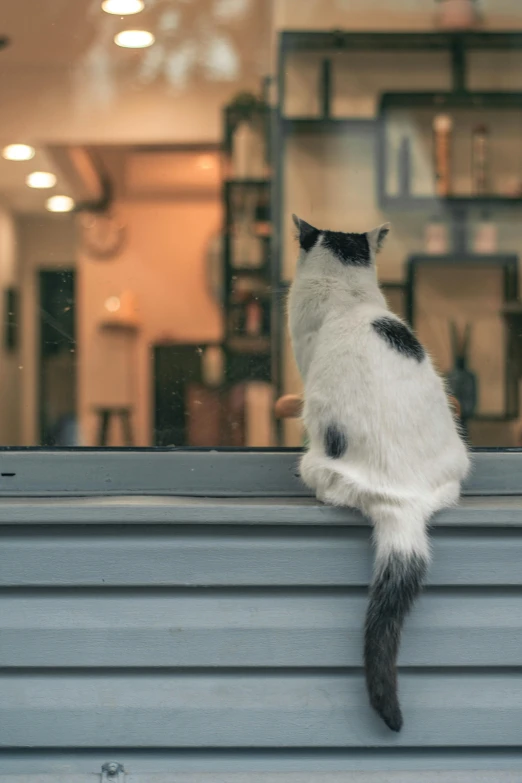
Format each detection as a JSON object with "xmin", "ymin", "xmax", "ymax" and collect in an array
[{"xmin": 307, "ymin": 302, "xmax": 452, "ymax": 435}]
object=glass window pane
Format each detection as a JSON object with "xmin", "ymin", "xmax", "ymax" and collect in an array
[{"xmin": 0, "ymin": 1, "xmax": 521, "ymax": 448}]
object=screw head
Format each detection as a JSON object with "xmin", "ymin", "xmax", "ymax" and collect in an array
[{"xmin": 103, "ymin": 762, "xmax": 122, "ymax": 776}]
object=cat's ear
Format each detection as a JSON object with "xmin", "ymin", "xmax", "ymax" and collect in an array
[
  {"xmin": 367, "ymin": 223, "xmax": 390, "ymax": 254},
  {"xmin": 292, "ymin": 214, "xmax": 320, "ymax": 252}
]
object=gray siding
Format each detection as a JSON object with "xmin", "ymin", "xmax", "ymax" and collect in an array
[{"xmin": 1, "ymin": 491, "xmax": 522, "ymax": 778}]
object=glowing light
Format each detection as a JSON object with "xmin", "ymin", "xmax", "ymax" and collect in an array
[
  {"xmin": 102, "ymin": 0, "xmax": 144, "ymax": 14},
  {"xmin": 114, "ymin": 29, "xmax": 155, "ymax": 48},
  {"xmin": 204, "ymin": 36, "xmax": 238, "ymax": 81},
  {"xmin": 2, "ymin": 144, "xmax": 35, "ymax": 161},
  {"xmin": 197, "ymin": 156, "xmax": 215, "ymax": 171},
  {"xmin": 46, "ymin": 195, "xmax": 75, "ymax": 213},
  {"xmin": 26, "ymin": 171, "xmax": 57, "ymax": 189},
  {"xmin": 105, "ymin": 296, "xmax": 121, "ymax": 313}
]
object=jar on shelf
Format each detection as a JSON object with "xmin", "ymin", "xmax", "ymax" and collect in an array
[{"xmin": 425, "ymin": 216, "xmax": 448, "ymax": 254}]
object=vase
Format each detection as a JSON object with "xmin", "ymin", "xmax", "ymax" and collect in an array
[{"xmin": 436, "ymin": 0, "xmax": 478, "ymax": 30}]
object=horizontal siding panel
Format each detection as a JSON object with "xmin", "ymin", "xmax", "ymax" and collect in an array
[
  {"xmin": 2, "ymin": 775, "xmax": 522, "ymax": 783},
  {"xmin": 2, "ymin": 673, "xmax": 522, "ymax": 747},
  {"xmin": 1, "ymin": 496, "xmax": 522, "ymax": 525},
  {"xmin": 2, "ymin": 593, "xmax": 522, "ymax": 668},
  {"xmin": 2, "ymin": 527, "xmax": 522, "ymax": 586}
]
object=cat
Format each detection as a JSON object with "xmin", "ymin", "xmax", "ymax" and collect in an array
[{"xmin": 288, "ymin": 215, "xmax": 470, "ymax": 732}]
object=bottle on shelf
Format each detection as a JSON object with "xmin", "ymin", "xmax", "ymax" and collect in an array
[
  {"xmin": 245, "ymin": 297, "xmax": 263, "ymax": 337},
  {"xmin": 472, "ymin": 124, "xmax": 489, "ymax": 196},
  {"xmin": 433, "ymin": 113, "xmax": 453, "ymax": 197},
  {"xmin": 232, "ymin": 120, "xmax": 266, "ymax": 179},
  {"xmin": 474, "ymin": 211, "xmax": 497, "ymax": 253},
  {"xmin": 254, "ymin": 193, "xmax": 271, "ymax": 238}
]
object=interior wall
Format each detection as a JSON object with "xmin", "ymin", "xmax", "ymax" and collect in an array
[
  {"xmin": 273, "ymin": 0, "xmax": 522, "ymax": 31},
  {"xmin": 0, "ymin": 206, "xmax": 20, "ymax": 445},
  {"xmin": 78, "ymin": 199, "xmax": 222, "ymax": 447}
]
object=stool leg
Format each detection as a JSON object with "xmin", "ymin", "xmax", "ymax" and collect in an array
[
  {"xmin": 121, "ymin": 411, "xmax": 133, "ymax": 447},
  {"xmin": 98, "ymin": 411, "xmax": 111, "ymax": 446}
]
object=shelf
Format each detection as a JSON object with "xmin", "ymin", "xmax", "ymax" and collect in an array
[
  {"xmin": 380, "ymin": 91, "xmax": 522, "ymax": 111},
  {"xmin": 224, "ymin": 178, "xmax": 271, "ymax": 187},
  {"xmin": 281, "ymin": 30, "xmax": 522, "ymax": 54},
  {"xmin": 98, "ymin": 320, "xmax": 140, "ymax": 333},
  {"xmin": 227, "ymin": 336, "xmax": 271, "ymax": 354},
  {"xmin": 281, "ymin": 117, "xmax": 376, "ymax": 134},
  {"xmin": 407, "ymin": 253, "xmax": 519, "ymax": 267},
  {"xmin": 382, "ymin": 194, "xmax": 522, "ymax": 211}
]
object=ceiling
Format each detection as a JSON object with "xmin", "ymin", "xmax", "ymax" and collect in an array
[
  {"xmin": 0, "ymin": 0, "xmax": 97, "ymax": 66},
  {"xmin": 0, "ymin": 149, "xmax": 73, "ymax": 214},
  {"xmin": 0, "ymin": 0, "xmax": 272, "ymax": 213}
]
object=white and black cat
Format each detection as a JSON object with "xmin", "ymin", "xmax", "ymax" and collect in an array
[{"xmin": 288, "ymin": 215, "xmax": 470, "ymax": 732}]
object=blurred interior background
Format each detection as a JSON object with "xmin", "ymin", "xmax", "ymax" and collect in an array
[{"xmin": 2, "ymin": 0, "xmax": 522, "ymax": 448}]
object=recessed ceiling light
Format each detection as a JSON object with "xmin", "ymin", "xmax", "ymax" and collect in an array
[
  {"xmin": 102, "ymin": 0, "xmax": 144, "ymax": 14},
  {"xmin": 26, "ymin": 171, "xmax": 57, "ymax": 189},
  {"xmin": 114, "ymin": 29, "xmax": 155, "ymax": 48},
  {"xmin": 2, "ymin": 144, "xmax": 35, "ymax": 161},
  {"xmin": 46, "ymin": 195, "xmax": 75, "ymax": 213}
]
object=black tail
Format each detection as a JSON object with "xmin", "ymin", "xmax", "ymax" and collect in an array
[{"xmin": 364, "ymin": 550, "xmax": 427, "ymax": 731}]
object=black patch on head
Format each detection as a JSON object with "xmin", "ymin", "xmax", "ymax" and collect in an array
[
  {"xmin": 296, "ymin": 218, "xmax": 321, "ymax": 252},
  {"xmin": 372, "ymin": 317, "xmax": 424, "ymax": 363},
  {"xmin": 322, "ymin": 230, "xmax": 371, "ymax": 266},
  {"xmin": 365, "ymin": 551, "xmax": 428, "ymax": 732},
  {"xmin": 324, "ymin": 424, "xmax": 347, "ymax": 459}
]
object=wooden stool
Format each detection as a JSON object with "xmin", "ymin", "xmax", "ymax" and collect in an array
[{"xmin": 94, "ymin": 406, "xmax": 134, "ymax": 446}]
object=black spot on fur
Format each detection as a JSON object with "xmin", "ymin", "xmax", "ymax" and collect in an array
[
  {"xmin": 297, "ymin": 219, "xmax": 321, "ymax": 252},
  {"xmin": 364, "ymin": 551, "xmax": 427, "ymax": 732},
  {"xmin": 322, "ymin": 231, "xmax": 371, "ymax": 266},
  {"xmin": 372, "ymin": 317, "xmax": 425, "ymax": 363},
  {"xmin": 324, "ymin": 424, "xmax": 347, "ymax": 459}
]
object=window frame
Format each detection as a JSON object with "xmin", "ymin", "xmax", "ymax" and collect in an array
[{"xmin": 0, "ymin": 448, "xmax": 520, "ymax": 497}]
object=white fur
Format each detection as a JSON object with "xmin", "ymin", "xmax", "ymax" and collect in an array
[{"xmin": 288, "ymin": 223, "xmax": 470, "ymax": 564}]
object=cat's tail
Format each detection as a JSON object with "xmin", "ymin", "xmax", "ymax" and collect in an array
[{"xmin": 364, "ymin": 505, "xmax": 429, "ymax": 732}]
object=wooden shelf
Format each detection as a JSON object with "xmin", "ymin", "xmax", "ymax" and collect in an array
[
  {"xmin": 280, "ymin": 30, "xmax": 522, "ymax": 54},
  {"xmin": 382, "ymin": 195, "xmax": 522, "ymax": 211},
  {"xmin": 224, "ymin": 178, "xmax": 270, "ymax": 187},
  {"xmin": 227, "ymin": 336, "xmax": 271, "ymax": 354},
  {"xmin": 98, "ymin": 320, "xmax": 139, "ymax": 333},
  {"xmin": 281, "ymin": 117, "xmax": 376, "ymax": 135},
  {"xmin": 380, "ymin": 91, "xmax": 522, "ymax": 111}
]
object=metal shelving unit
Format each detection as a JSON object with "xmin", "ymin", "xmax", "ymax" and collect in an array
[{"xmin": 271, "ymin": 29, "xmax": 522, "ymax": 437}]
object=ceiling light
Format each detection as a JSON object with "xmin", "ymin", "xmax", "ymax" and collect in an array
[
  {"xmin": 105, "ymin": 296, "xmax": 121, "ymax": 313},
  {"xmin": 2, "ymin": 144, "xmax": 35, "ymax": 161},
  {"xmin": 46, "ymin": 195, "xmax": 75, "ymax": 213},
  {"xmin": 26, "ymin": 171, "xmax": 57, "ymax": 189},
  {"xmin": 114, "ymin": 30, "xmax": 155, "ymax": 48},
  {"xmin": 102, "ymin": 0, "xmax": 144, "ymax": 15}
]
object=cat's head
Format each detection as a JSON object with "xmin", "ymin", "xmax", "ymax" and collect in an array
[{"xmin": 292, "ymin": 214, "xmax": 390, "ymax": 290}]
